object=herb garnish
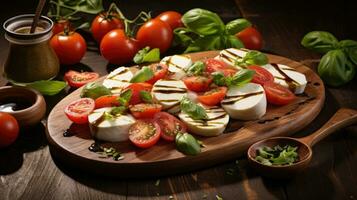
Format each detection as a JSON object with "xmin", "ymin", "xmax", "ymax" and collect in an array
[
  {"xmin": 255, "ymin": 145, "xmax": 299, "ymax": 166},
  {"xmin": 234, "ymin": 50, "xmax": 269, "ymax": 67},
  {"xmin": 180, "ymin": 97, "xmax": 208, "ymax": 120},
  {"xmin": 117, "ymin": 89, "xmax": 133, "ymax": 106},
  {"xmin": 140, "ymin": 90, "xmax": 153, "ymax": 103},
  {"xmin": 130, "ymin": 66, "xmax": 154, "ymax": 83},
  {"xmin": 212, "ymin": 69, "xmax": 254, "ymax": 87},
  {"xmin": 185, "ymin": 61, "xmax": 205, "ymax": 76},
  {"xmin": 96, "ymin": 146, "xmax": 124, "ymax": 161},
  {"xmin": 133, "ymin": 46, "xmax": 161, "ymax": 64},
  {"xmin": 80, "ymin": 82, "xmax": 112, "ymax": 99},
  {"xmin": 175, "ymin": 132, "xmax": 202, "ymax": 155}
]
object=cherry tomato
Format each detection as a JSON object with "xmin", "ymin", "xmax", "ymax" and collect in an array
[
  {"xmin": 100, "ymin": 29, "xmax": 139, "ymax": 65},
  {"xmin": 136, "ymin": 19, "xmax": 173, "ymax": 53},
  {"xmin": 236, "ymin": 27, "xmax": 263, "ymax": 50},
  {"xmin": 263, "ymin": 82, "xmax": 296, "ymax": 105},
  {"xmin": 247, "ymin": 65, "xmax": 274, "ymax": 85},
  {"xmin": 64, "ymin": 98, "xmax": 95, "ymax": 124},
  {"xmin": 156, "ymin": 11, "xmax": 183, "ymax": 30},
  {"xmin": 94, "ymin": 95, "xmax": 120, "ymax": 109},
  {"xmin": 198, "ymin": 87, "xmax": 227, "ymax": 106},
  {"xmin": 91, "ymin": 12, "xmax": 124, "ymax": 43},
  {"xmin": 0, "ymin": 112, "xmax": 19, "ymax": 148},
  {"xmin": 129, "ymin": 119, "xmax": 161, "ymax": 148},
  {"xmin": 154, "ymin": 112, "xmax": 187, "ymax": 142},
  {"xmin": 204, "ymin": 58, "xmax": 237, "ymax": 76},
  {"xmin": 125, "ymin": 83, "xmax": 153, "ymax": 105},
  {"xmin": 64, "ymin": 70, "xmax": 99, "ymax": 88},
  {"xmin": 50, "ymin": 31, "xmax": 87, "ymax": 65},
  {"xmin": 52, "ymin": 19, "xmax": 73, "ymax": 36},
  {"xmin": 183, "ymin": 76, "xmax": 212, "ymax": 92},
  {"xmin": 146, "ymin": 63, "xmax": 169, "ymax": 84},
  {"xmin": 130, "ymin": 103, "xmax": 162, "ymax": 119}
]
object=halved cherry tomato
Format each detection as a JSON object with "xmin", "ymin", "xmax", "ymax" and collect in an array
[
  {"xmin": 129, "ymin": 119, "xmax": 161, "ymax": 148},
  {"xmin": 247, "ymin": 65, "xmax": 274, "ymax": 85},
  {"xmin": 94, "ymin": 95, "xmax": 120, "ymax": 109},
  {"xmin": 91, "ymin": 12, "xmax": 124, "ymax": 43},
  {"xmin": 204, "ymin": 58, "xmax": 237, "ymax": 76},
  {"xmin": 125, "ymin": 83, "xmax": 153, "ymax": 105},
  {"xmin": 130, "ymin": 103, "xmax": 162, "ymax": 119},
  {"xmin": 64, "ymin": 70, "xmax": 99, "ymax": 88},
  {"xmin": 0, "ymin": 112, "xmax": 19, "ymax": 148},
  {"xmin": 263, "ymin": 82, "xmax": 296, "ymax": 105},
  {"xmin": 146, "ymin": 63, "xmax": 169, "ymax": 84},
  {"xmin": 183, "ymin": 76, "xmax": 212, "ymax": 92},
  {"xmin": 198, "ymin": 87, "xmax": 227, "ymax": 106},
  {"xmin": 154, "ymin": 112, "xmax": 187, "ymax": 142},
  {"xmin": 236, "ymin": 27, "xmax": 263, "ymax": 50},
  {"xmin": 64, "ymin": 98, "xmax": 95, "ymax": 124},
  {"xmin": 156, "ymin": 11, "xmax": 183, "ymax": 30}
]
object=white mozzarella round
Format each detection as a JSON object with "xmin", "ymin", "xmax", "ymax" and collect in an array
[
  {"xmin": 215, "ymin": 48, "xmax": 249, "ymax": 69},
  {"xmin": 103, "ymin": 67, "xmax": 133, "ymax": 94},
  {"xmin": 161, "ymin": 55, "xmax": 192, "ymax": 80}
]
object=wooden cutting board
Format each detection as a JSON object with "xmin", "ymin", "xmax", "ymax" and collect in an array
[{"xmin": 46, "ymin": 51, "xmax": 325, "ymax": 178}]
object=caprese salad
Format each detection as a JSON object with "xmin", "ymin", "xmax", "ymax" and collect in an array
[{"xmin": 63, "ymin": 48, "xmax": 307, "ymax": 156}]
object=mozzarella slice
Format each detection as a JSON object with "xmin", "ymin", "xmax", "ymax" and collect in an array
[
  {"xmin": 215, "ymin": 48, "xmax": 249, "ymax": 69},
  {"xmin": 221, "ymin": 83, "xmax": 266, "ymax": 120},
  {"xmin": 179, "ymin": 106, "xmax": 229, "ymax": 137},
  {"xmin": 262, "ymin": 63, "xmax": 307, "ymax": 94},
  {"xmin": 103, "ymin": 67, "xmax": 133, "ymax": 94},
  {"xmin": 161, "ymin": 55, "xmax": 192, "ymax": 80},
  {"xmin": 88, "ymin": 108, "xmax": 136, "ymax": 142},
  {"xmin": 152, "ymin": 79, "xmax": 187, "ymax": 114}
]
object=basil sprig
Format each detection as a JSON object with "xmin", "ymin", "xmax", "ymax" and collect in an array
[
  {"xmin": 175, "ymin": 132, "xmax": 201, "ymax": 155},
  {"xmin": 235, "ymin": 50, "xmax": 269, "ymax": 67},
  {"xmin": 301, "ymin": 31, "xmax": 357, "ymax": 86},
  {"xmin": 139, "ymin": 90, "xmax": 153, "ymax": 103},
  {"xmin": 80, "ymin": 82, "xmax": 112, "ymax": 99},
  {"xmin": 133, "ymin": 46, "xmax": 161, "ymax": 64},
  {"xmin": 180, "ymin": 97, "xmax": 208, "ymax": 120},
  {"xmin": 185, "ymin": 61, "xmax": 205, "ymax": 76},
  {"xmin": 130, "ymin": 66, "xmax": 154, "ymax": 83},
  {"xmin": 212, "ymin": 69, "xmax": 254, "ymax": 87}
]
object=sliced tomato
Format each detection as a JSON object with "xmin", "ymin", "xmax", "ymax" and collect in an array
[
  {"xmin": 130, "ymin": 103, "xmax": 162, "ymax": 119},
  {"xmin": 128, "ymin": 119, "xmax": 161, "ymax": 148},
  {"xmin": 146, "ymin": 63, "xmax": 169, "ymax": 84},
  {"xmin": 183, "ymin": 76, "xmax": 212, "ymax": 92},
  {"xmin": 204, "ymin": 58, "xmax": 237, "ymax": 76},
  {"xmin": 64, "ymin": 98, "xmax": 95, "ymax": 124},
  {"xmin": 64, "ymin": 70, "xmax": 99, "ymax": 88},
  {"xmin": 247, "ymin": 65, "xmax": 274, "ymax": 85},
  {"xmin": 263, "ymin": 82, "xmax": 296, "ymax": 105},
  {"xmin": 95, "ymin": 95, "xmax": 120, "ymax": 109},
  {"xmin": 125, "ymin": 83, "xmax": 153, "ymax": 105},
  {"xmin": 154, "ymin": 112, "xmax": 187, "ymax": 142},
  {"xmin": 198, "ymin": 87, "xmax": 227, "ymax": 106}
]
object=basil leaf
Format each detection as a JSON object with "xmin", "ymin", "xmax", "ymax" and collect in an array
[
  {"xmin": 182, "ymin": 8, "xmax": 225, "ymax": 36},
  {"xmin": 175, "ymin": 132, "xmax": 201, "ymax": 155},
  {"xmin": 80, "ymin": 82, "xmax": 112, "ymax": 99},
  {"xmin": 338, "ymin": 40, "xmax": 357, "ymax": 49},
  {"xmin": 130, "ymin": 66, "xmax": 154, "ymax": 83},
  {"xmin": 211, "ymin": 72, "xmax": 226, "ymax": 86},
  {"xmin": 26, "ymin": 80, "xmax": 67, "ymax": 96},
  {"xmin": 228, "ymin": 69, "xmax": 255, "ymax": 87},
  {"xmin": 180, "ymin": 97, "xmax": 208, "ymax": 120},
  {"xmin": 318, "ymin": 49, "xmax": 356, "ymax": 86},
  {"xmin": 225, "ymin": 35, "xmax": 244, "ymax": 49},
  {"xmin": 133, "ymin": 47, "xmax": 160, "ymax": 64},
  {"xmin": 186, "ymin": 61, "xmax": 205, "ymax": 76},
  {"xmin": 118, "ymin": 89, "xmax": 132, "ymax": 106},
  {"xmin": 110, "ymin": 106, "xmax": 127, "ymax": 116},
  {"xmin": 347, "ymin": 47, "xmax": 357, "ymax": 66},
  {"xmin": 225, "ymin": 18, "xmax": 252, "ymax": 35},
  {"xmin": 301, "ymin": 31, "xmax": 338, "ymax": 53},
  {"xmin": 239, "ymin": 50, "xmax": 269, "ymax": 66},
  {"xmin": 173, "ymin": 27, "xmax": 196, "ymax": 47},
  {"xmin": 184, "ymin": 35, "xmax": 224, "ymax": 53},
  {"xmin": 59, "ymin": 0, "xmax": 103, "ymax": 14},
  {"xmin": 139, "ymin": 91, "xmax": 153, "ymax": 103}
]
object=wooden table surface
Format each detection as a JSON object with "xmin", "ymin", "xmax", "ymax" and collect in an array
[{"xmin": 1, "ymin": 0, "xmax": 356, "ymax": 199}]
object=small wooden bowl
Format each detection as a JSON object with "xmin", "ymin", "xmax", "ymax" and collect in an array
[{"xmin": 0, "ymin": 86, "xmax": 46, "ymax": 126}]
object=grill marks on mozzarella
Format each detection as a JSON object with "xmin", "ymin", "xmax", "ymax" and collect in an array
[
  {"xmin": 103, "ymin": 67, "xmax": 133, "ymax": 93},
  {"xmin": 216, "ymin": 48, "xmax": 249, "ymax": 69},
  {"xmin": 160, "ymin": 55, "xmax": 192, "ymax": 80}
]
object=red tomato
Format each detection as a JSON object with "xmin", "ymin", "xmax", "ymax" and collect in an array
[
  {"xmin": 50, "ymin": 31, "xmax": 87, "ymax": 65},
  {"xmin": 125, "ymin": 83, "xmax": 153, "ymax": 105},
  {"xmin": 64, "ymin": 70, "xmax": 99, "ymax": 88},
  {"xmin": 0, "ymin": 112, "xmax": 19, "ymax": 148},
  {"xmin": 204, "ymin": 58, "xmax": 237, "ymax": 76},
  {"xmin": 183, "ymin": 76, "xmax": 212, "ymax": 92},
  {"xmin": 128, "ymin": 119, "xmax": 161, "ymax": 148},
  {"xmin": 236, "ymin": 27, "xmax": 263, "ymax": 50},
  {"xmin": 91, "ymin": 12, "xmax": 124, "ymax": 43},
  {"xmin": 198, "ymin": 87, "xmax": 227, "ymax": 106},
  {"xmin": 136, "ymin": 19, "xmax": 173, "ymax": 53},
  {"xmin": 94, "ymin": 95, "xmax": 120, "ymax": 109},
  {"xmin": 247, "ymin": 65, "xmax": 274, "ymax": 85},
  {"xmin": 100, "ymin": 29, "xmax": 139, "ymax": 65},
  {"xmin": 156, "ymin": 11, "xmax": 183, "ymax": 30},
  {"xmin": 263, "ymin": 82, "xmax": 296, "ymax": 105},
  {"xmin": 64, "ymin": 98, "xmax": 95, "ymax": 124},
  {"xmin": 154, "ymin": 112, "xmax": 187, "ymax": 142},
  {"xmin": 146, "ymin": 63, "xmax": 169, "ymax": 84},
  {"xmin": 130, "ymin": 103, "xmax": 162, "ymax": 119},
  {"xmin": 52, "ymin": 19, "xmax": 73, "ymax": 36}
]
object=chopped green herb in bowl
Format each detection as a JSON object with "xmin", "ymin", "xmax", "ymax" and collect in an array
[{"xmin": 255, "ymin": 145, "xmax": 299, "ymax": 166}]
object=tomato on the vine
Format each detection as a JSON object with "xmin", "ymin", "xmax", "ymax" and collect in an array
[
  {"xmin": 50, "ymin": 31, "xmax": 87, "ymax": 65},
  {"xmin": 136, "ymin": 19, "xmax": 173, "ymax": 53},
  {"xmin": 0, "ymin": 112, "xmax": 19, "ymax": 148},
  {"xmin": 52, "ymin": 19, "xmax": 73, "ymax": 36},
  {"xmin": 156, "ymin": 11, "xmax": 183, "ymax": 30},
  {"xmin": 91, "ymin": 12, "xmax": 124, "ymax": 43},
  {"xmin": 100, "ymin": 29, "xmax": 139, "ymax": 65},
  {"xmin": 236, "ymin": 27, "xmax": 263, "ymax": 50}
]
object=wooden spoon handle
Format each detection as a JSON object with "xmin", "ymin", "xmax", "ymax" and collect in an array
[
  {"xmin": 299, "ymin": 108, "xmax": 357, "ymax": 147},
  {"xmin": 30, "ymin": 0, "xmax": 47, "ymax": 33}
]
